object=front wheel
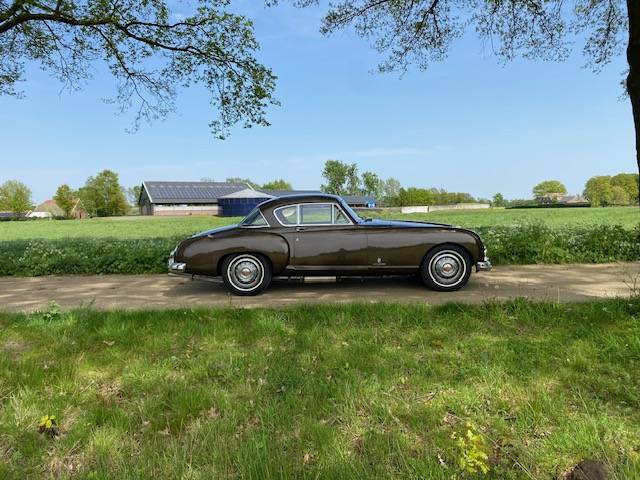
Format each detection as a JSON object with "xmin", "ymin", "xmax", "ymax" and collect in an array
[
  {"xmin": 420, "ymin": 245, "xmax": 472, "ymax": 292},
  {"xmin": 221, "ymin": 253, "xmax": 272, "ymax": 296}
]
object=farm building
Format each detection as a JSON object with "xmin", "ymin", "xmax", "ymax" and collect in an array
[
  {"xmin": 539, "ymin": 194, "xmax": 589, "ymax": 206},
  {"xmin": 28, "ymin": 199, "xmax": 89, "ymax": 219},
  {"xmin": 138, "ymin": 181, "xmax": 251, "ymax": 216},
  {"xmin": 217, "ymin": 188, "xmax": 274, "ymax": 216},
  {"xmin": 139, "ymin": 181, "xmax": 378, "ymax": 216}
]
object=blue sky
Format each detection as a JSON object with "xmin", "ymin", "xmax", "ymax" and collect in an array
[{"xmin": 0, "ymin": 1, "xmax": 635, "ymax": 203}]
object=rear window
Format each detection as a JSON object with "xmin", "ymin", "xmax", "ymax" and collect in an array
[{"xmin": 275, "ymin": 205, "xmax": 298, "ymax": 225}]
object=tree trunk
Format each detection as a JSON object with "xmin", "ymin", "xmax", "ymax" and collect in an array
[{"xmin": 627, "ymin": 0, "xmax": 640, "ymax": 186}]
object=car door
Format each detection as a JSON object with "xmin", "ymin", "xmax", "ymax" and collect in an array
[{"xmin": 282, "ymin": 203, "xmax": 368, "ymax": 270}]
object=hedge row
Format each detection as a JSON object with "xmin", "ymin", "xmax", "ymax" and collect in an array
[
  {"xmin": 0, "ymin": 224, "xmax": 638, "ymax": 276},
  {"xmin": 0, "ymin": 237, "xmax": 182, "ymax": 276}
]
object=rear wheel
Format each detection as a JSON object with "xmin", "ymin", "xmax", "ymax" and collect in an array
[
  {"xmin": 420, "ymin": 245, "xmax": 472, "ymax": 292},
  {"xmin": 221, "ymin": 253, "xmax": 272, "ymax": 296}
]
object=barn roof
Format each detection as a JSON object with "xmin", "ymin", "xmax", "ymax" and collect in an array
[
  {"xmin": 258, "ymin": 189, "xmax": 322, "ymax": 197},
  {"xmin": 342, "ymin": 195, "xmax": 376, "ymax": 205},
  {"xmin": 220, "ymin": 188, "xmax": 274, "ymax": 199},
  {"xmin": 142, "ymin": 181, "xmax": 250, "ymax": 204}
]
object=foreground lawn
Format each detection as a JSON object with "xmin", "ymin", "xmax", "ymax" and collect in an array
[
  {"xmin": 1, "ymin": 300, "xmax": 639, "ymax": 479},
  {"xmin": 0, "ymin": 206, "xmax": 636, "ymax": 240}
]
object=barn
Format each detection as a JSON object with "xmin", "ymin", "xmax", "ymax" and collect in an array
[
  {"xmin": 138, "ymin": 181, "xmax": 378, "ymax": 216},
  {"xmin": 138, "ymin": 181, "xmax": 251, "ymax": 216},
  {"xmin": 217, "ymin": 188, "xmax": 274, "ymax": 216}
]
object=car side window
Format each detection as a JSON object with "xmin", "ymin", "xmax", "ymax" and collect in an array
[
  {"xmin": 334, "ymin": 205, "xmax": 350, "ymax": 224},
  {"xmin": 301, "ymin": 204, "xmax": 332, "ymax": 225},
  {"xmin": 275, "ymin": 205, "xmax": 298, "ymax": 225},
  {"xmin": 242, "ymin": 209, "xmax": 267, "ymax": 227}
]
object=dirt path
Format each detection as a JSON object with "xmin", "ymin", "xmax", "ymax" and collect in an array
[{"xmin": 0, "ymin": 263, "xmax": 638, "ymax": 312}]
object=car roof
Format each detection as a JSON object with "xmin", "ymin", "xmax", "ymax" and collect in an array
[{"xmin": 258, "ymin": 193, "xmax": 344, "ymax": 210}]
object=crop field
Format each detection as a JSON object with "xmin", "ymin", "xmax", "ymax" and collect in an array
[
  {"xmin": 0, "ymin": 206, "xmax": 637, "ymax": 241},
  {"xmin": 1, "ymin": 300, "xmax": 639, "ymax": 479}
]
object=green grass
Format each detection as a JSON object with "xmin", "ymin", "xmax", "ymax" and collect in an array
[
  {"xmin": 0, "ymin": 206, "xmax": 637, "ymax": 241},
  {"xmin": 1, "ymin": 300, "xmax": 639, "ymax": 479},
  {"xmin": 0, "ymin": 215, "xmax": 241, "ymax": 240},
  {"xmin": 372, "ymin": 206, "xmax": 639, "ymax": 228}
]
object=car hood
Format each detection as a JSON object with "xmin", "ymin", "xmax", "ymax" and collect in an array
[
  {"xmin": 191, "ymin": 224, "xmax": 238, "ymax": 238},
  {"xmin": 362, "ymin": 219, "xmax": 453, "ymax": 228}
]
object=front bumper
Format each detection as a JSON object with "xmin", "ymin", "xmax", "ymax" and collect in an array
[{"xmin": 476, "ymin": 259, "xmax": 492, "ymax": 271}]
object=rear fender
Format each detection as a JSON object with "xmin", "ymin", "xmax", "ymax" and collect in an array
[{"xmin": 179, "ymin": 231, "xmax": 290, "ymax": 276}]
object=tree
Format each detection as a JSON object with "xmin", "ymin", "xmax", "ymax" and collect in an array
[
  {"xmin": 0, "ymin": 1, "xmax": 276, "ymax": 138},
  {"xmin": 321, "ymin": 159, "xmax": 360, "ymax": 195},
  {"xmin": 382, "ymin": 177, "xmax": 401, "ymax": 200},
  {"xmin": 532, "ymin": 180, "xmax": 567, "ymax": 200},
  {"xmin": 77, "ymin": 170, "xmax": 128, "ymax": 217},
  {"xmin": 611, "ymin": 185, "xmax": 631, "ymax": 205},
  {"xmin": 361, "ymin": 171, "xmax": 383, "ymax": 198},
  {"xmin": 584, "ymin": 176, "xmax": 613, "ymax": 207},
  {"xmin": 125, "ymin": 186, "xmax": 141, "ymax": 207},
  {"xmin": 0, "ymin": 180, "xmax": 33, "ymax": 214},
  {"xmin": 345, "ymin": 163, "xmax": 360, "ymax": 195},
  {"xmin": 226, "ymin": 177, "xmax": 259, "ymax": 189},
  {"xmin": 262, "ymin": 179, "xmax": 292, "ymax": 190},
  {"xmin": 291, "ymin": 0, "xmax": 640, "ymax": 178},
  {"xmin": 492, "ymin": 193, "xmax": 505, "ymax": 208},
  {"xmin": 53, "ymin": 184, "xmax": 76, "ymax": 218},
  {"xmin": 611, "ymin": 172, "xmax": 639, "ymax": 204}
]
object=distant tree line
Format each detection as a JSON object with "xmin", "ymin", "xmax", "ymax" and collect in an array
[
  {"xmin": 3, "ymin": 165, "xmax": 636, "ymax": 219},
  {"xmin": 0, "ymin": 170, "xmax": 131, "ymax": 218},
  {"xmin": 583, "ymin": 173, "xmax": 639, "ymax": 207},
  {"xmin": 490, "ymin": 173, "xmax": 639, "ymax": 209}
]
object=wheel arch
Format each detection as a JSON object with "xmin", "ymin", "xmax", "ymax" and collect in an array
[
  {"xmin": 216, "ymin": 251, "xmax": 275, "ymax": 277},
  {"xmin": 420, "ymin": 242, "xmax": 474, "ymax": 270}
]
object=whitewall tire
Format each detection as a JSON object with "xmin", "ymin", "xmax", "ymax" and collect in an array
[
  {"xmin": 420, "ymin": 245, "xmax": 472, "ymax": 292},
  {"xmin": 221, "ymin": 253, "xmax": 272, "ymax": 296}
]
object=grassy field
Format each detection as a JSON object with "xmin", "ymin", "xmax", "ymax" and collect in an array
[
  {"xmin": 0, "ymin": 215, "xmax": 241, "ymax": 240},
  {"xmin": 0, "ymin": 206, "xmax": 636, "ymax": 240},
  {"xmin": 1, "ymin": 300, "xmax": 639, "ymax": 479},
  {"xmin": 374, "ymin": 206, "xmax": 639, "ymax": 228}
]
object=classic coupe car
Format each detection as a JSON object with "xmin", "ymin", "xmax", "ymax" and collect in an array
[{"xmin": 168, "ymin": 194, "xmax": 492, "ymax": 295}]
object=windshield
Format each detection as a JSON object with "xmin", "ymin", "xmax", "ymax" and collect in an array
[{"xmin": 339, "ymin": 199, "xmax": 362, "ymax": 223}]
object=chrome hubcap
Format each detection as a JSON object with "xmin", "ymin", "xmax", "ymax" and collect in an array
[
  {"xmin": 435, "ymin": 257, "xmax": 459, "ymax": 278},
  {"xmin": 227, "ymin": 255, "xmax": 264, "ymax": 291},
  {"xmin": 428, "ymin": 250, "xmax": 466, "ymax": 287},
  {"xmin": 235, "ymin": 261, "xmax": 258, "ymax": 283}
]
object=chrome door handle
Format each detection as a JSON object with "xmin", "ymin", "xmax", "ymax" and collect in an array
[{"xmin": 295, "ymin": 226, "xmax": 306, "ymax": 232}]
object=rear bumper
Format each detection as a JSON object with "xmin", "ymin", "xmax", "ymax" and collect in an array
[
  {"xmin": 169, "ymin": 261, "xmax": 187, "ymax": 273},
  {"xmin": 168, "ymin": 247, "xmax": 187, "ymax": 273}
]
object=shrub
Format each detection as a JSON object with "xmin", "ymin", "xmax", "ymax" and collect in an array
[
  {"xmin": 476, "ymin": 223, "xmax": 640, "ymax": 265},
  {"xmin": 0, "ymin": 224, "xmax": 638, "ymax": 276},
  {"xmin": 0, "ymin": 237, "xmax": 181, "ymax": 276}
]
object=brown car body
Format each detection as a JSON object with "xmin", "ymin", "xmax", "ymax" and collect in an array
[{"xmin": 169, "ymin": 194, "xmax": 491, "ymax": 282}]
